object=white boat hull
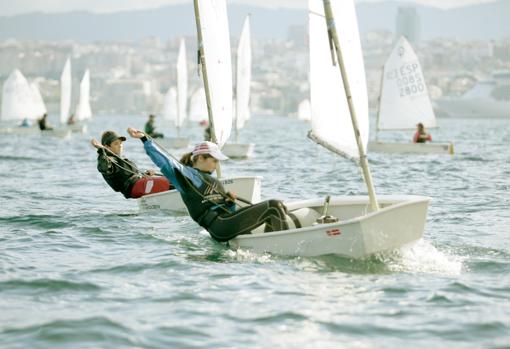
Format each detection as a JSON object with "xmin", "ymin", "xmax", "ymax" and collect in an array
[
  {"xmin": 368, "ymin": 141, "xmax": 454, "ymax": 155},
  {"xmin": 67, "ymin": 123, "xmax": 87, "ymax": 133},
  {"xmin": 154, "ymin": 137, "xmax": 190, "ymax": 149},
  {"xmin": 222, "ymin": 143, "xmax": 254, "ymax": 159},
  {"xmin": 41, "ymin": 129, "xmax": 72, "ymax": 139},
  {"xmin": 138, "ymin": 175, "xmax": 262, "ymax": 212},
  {"xmin": 229, "ymin": 195, "xmax": 430, "ymax": 259}
]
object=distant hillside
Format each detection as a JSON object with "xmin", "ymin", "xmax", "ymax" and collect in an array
[{"xmin": 0, "ymin": 1, "xmax": 508, "ymax": 42}]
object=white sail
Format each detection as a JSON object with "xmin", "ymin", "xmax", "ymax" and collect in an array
[
  {"xmin": 60, "ymin": 58, "xmax": 72, "ymax": 124},
  {"xmin": 298, "ymin": 99, "xmax": 311, "ymax": 121},
  {"xmin": 1, "ymin": 70, "xmax": 38, "ymax": 121},
  {"xmin": 161, "ymin": 86, "xmax": 178, "ymax": 121},
  {"xmin": 195, "ymin": 0, "xmax": 233, "ymax": 148},
  {"xmin": 377, "ymin": 36, "xmax": 436, "ymax": 130},
  {"xmin": 308, "ymin": 0, "xmax": 369, "ymax": 161},
  {"xmin": 235, "ymin": 15, "xmax": 251, "ymax": 130},
  {"xmin": 176, "ymin": 38, "xmax": 188, "ymax": 129},
  {"xmin": 76, "ymin": 69, "xmax": 92, "ymax": 121},
  {"xmin": 188, "ymin": 87, "xmax": 208, "ymax": 123},
  {"xmin": 29, "ymin": 82, "xmax": 47, "ymax": 118}
]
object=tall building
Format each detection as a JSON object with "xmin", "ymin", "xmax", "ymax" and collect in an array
[{"xmin": 396, "ymin": 6, "xmax": 421, "ymax": 44}]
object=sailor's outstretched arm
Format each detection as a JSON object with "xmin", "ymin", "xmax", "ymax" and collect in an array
[{"xmin": 127, "ymin": 128, "xmax": 201, "ymax": 191}]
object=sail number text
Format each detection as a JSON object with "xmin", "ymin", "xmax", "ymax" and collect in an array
[{"xmin": 385, "ymin": 62, "xmax": 426, "ymax": 97}]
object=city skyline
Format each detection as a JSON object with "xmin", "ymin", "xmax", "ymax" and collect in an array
[{"xmin": 0, "ymin": 0, "xmax": 499, "ymax": 16}]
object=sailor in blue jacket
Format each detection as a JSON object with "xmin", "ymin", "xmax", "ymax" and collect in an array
[{"xmin": 127, "ymin": 127, "xmax": 288, "ymax": 242}]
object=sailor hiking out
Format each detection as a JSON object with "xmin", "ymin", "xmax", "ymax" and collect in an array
[{"xmin": 127, "ymin": 127, "xmax": 288, "ymax": 242}]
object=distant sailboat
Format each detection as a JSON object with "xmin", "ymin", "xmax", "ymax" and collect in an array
[
  {"xmin": 0, "ymin": 69, "xmax": 69, "ymax": 138},
  {"xmin": 138, "ymin": 0, "xmax": 261, "ymax": 212},
  {"xmin": 222, "ymin": 15, "xmax": 254, "ymax": 159},
  {"xmin": 1, "ymin": 70, "xmax": 38, "ymax": 122},
  {"xmin": 368, "ymin": 37, "xmax": 453, "ymax": 154},
  {"xmin": 60, "ymin": 58, "xmax": 72, "ymax": 125},
  {"xmin": 76, "ymin": 69, "xmax": 92, "ymax": 121},
  {"xmin": 158, "ymin": 39, "xmax": 190, "ymax": 149},
  {"xmin": 230, "ymin": 0, "xmax": 430, "ymax": 258}
]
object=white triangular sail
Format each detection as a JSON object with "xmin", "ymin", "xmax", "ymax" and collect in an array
[
  {"xmin": 176, "ymin": 38, "xmax": 188, "ymax": 129},
  {"xmin": 194, "ymin": 0, "xmax": 233, "ymax": 148},
  {"xmin": 308, "ymin": 0, "xmax": 369, "ymax": 161},
  {"xmin": 188, "ymin": 87, "xmax": 208, "ymax": 123},
  {"xmin": 298, "ymin": 99, "xmax": 311, "ymax": 121},
  {"xmin": 161, "ymin": 86, "xmax": 178, "ymax": 121},
  {"xmin": 1, "ymin": 70, "xmax": 39, "ymax": 121},
  {"xmin": 377, "ymin": 36, "xmax": 436, "ymax": 130},
  {"xmin": 29, "ymin": 82, "xmax": 47, "ymax": 118},
  {"xmin": 76, "ymin": 69, "xmax": 92, "ymax": 121},
  {"xmin": 235, "ymin": 15, "xmax": 251, "ymax": 131},
  {"xmin": 60, "ymin": 58, "xmax": 72, "ymax": 124}
]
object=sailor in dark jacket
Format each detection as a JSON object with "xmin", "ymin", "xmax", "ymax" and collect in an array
[{"xmin": 90, "ymin": 130, "xmax": 172, "ymax": 198}]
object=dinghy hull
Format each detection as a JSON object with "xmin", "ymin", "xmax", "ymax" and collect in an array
[
  {"xmin": 229, "ymin": 195, "xmax": 430, "ymax": 259},
  {"xmin": 222, "ymin": 143, "xmax": 254, "ymax": 159},
  {"xmin": 368, "ymin": 141, "xmax": 454, "ymax": 155},
  {"xmin": 138, "ymin": 175, "xmax": 262, "ymax": 212}
]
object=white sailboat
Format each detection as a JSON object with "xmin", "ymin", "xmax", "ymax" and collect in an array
[
  {"xmin": 368, "ymin": 37, "xmax": 453, "ymax": 155},
  {"xmin": 76, "ymin": 69, "xmax": 92, "ymax": 120},
  {"xmin": 60, "ymin": 58, "xmax": 72, "ymax": 125},
  {"xmin": 229, "ymin": 0, "xmax": 430, "ymax": 259},
  {"xmin": 138, "ymin": 0, "xmax": 261, "ymax": 212},
  {"xmin": 158, "ymin": 38, "xmax": 190, "ymax": 149},
  {"xmin": 0, "ymin": 70, "xmax": 40, "ymax": 135},
  {"xmin": 29, "ymin": 82, "xmax": 47, "ymax": 119},
  {"xmin": 222, "ymin": 15, "xmax": 254, "ymax": 159}
]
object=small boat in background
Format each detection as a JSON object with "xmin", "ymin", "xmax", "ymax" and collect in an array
[{"xmin": 368, "ymin": 36, "xmax": 453, "ymax": 155}]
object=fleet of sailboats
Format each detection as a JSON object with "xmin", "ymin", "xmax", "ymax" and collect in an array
[
  {"xmin": 137, "ymin": 0, "xmax": 261, "ymax": 212},
  {"xmin": 368, "ymin": 37, "xmax": 454, "ymax": 155},
  {"xmin": 230, "ymin": 0, "xmax": 430, "ymax": 258}
]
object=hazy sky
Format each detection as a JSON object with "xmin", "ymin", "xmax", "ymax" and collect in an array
[{"xmin": 0, "ymin": 0, "xmax": 498, "ymax": 16}]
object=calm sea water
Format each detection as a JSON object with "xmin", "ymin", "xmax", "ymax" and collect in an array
[{"xmin": 1, "ymin": 115, "xmax": 509, "ymax": 349}]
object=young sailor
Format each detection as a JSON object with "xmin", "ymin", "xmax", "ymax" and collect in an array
[
  {"xmin": 127, "ymin": 127, "xmax": 288, "ymax": 242},
  {"xmin": 413, "ymin": 122, "xmax": 432, "ymax": 143},
  {"xmin": 91, "ymin": 130, "xmax": 172, "ymax": 198}
]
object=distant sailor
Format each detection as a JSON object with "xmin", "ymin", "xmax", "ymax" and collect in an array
[
  {"xmin": 19, "ymin": 117, "xmax": 31, "ymax": 127},
  {"xmin": 38, "ymin": 113, "xmax": 53, "ymax": 131},
  {"xmin": 413, "ymin": 122, "xmax": 432, "ymax": 143},
  {"xmin": 67, "ymin": 114, "xmax": 76, "ymax": 125},
  {"xmin": 90, "ymin": 130, "xmax": 173, "ymax": 198},
  {"xmin": 127, "ymin": 127, "xmax": 289, "ymax": 242},
  {"xmin": 144, "ymin": 114, "xmax": 164, "ymax": 138}
]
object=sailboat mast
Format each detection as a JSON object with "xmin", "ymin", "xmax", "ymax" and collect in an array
[
  {"xmin": 322, "ymin": 0, "xmax": 379, "ymax": 211},
  {"xmin": 193, "ymin": 0, "xmax": 222, "ymax": 177}
]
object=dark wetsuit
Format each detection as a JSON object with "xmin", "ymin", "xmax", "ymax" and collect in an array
[
  {"xmin": 141, "ymin": 137, "xmax": 288, "ymax": 242},
  {"xmin": 97, "ymin": 149, "xmax": 142, "ymax": 198}
]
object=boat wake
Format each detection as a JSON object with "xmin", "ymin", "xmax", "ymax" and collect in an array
[{"xmin": 379, "ymin": 239, "xmax": 463, "ymax": 275}]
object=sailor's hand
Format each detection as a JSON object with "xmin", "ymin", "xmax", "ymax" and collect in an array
[
  {"xmin": 226, "ymin": 191, "xmax": 237, "ymax": 201},
  {"xmin": 127, "ymin": 127, "xmax": 145, "ymax": 139},
  {"xmin": 90, "ymin": 139, "xmax": 103, "ymax": 149},
  {"xmin": 145, "ymin": 169, "xmax": 156, "ymax": 176}
]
